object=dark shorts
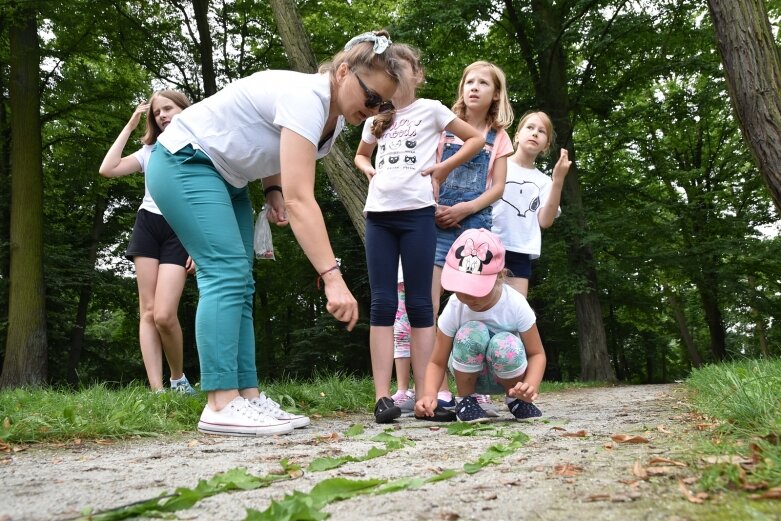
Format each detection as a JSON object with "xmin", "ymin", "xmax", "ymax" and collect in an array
[
  {"xmin": 125, "ymin": 209, "xmax": 188, "ymax": 266},
  {"xmin": 504, "ymin": 251, "xmax": 532, "ymax": 279}
]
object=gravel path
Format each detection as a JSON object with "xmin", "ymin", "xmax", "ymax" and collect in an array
[{"xmin": 1, "ymin": 384, "xmax": 730, "ymax": 520}]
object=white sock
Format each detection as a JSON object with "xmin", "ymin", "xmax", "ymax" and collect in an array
[
  {"xmin": 437, "ymin": 391, "xmax": 453, "ymax": 402},
  {"xmin": 170, "ymin": 374, "xmax": 187, "ymax": 385}
]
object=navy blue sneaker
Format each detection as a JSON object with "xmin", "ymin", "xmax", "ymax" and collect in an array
[
  {"xmin": 455, "ymin": 395, "xmax": 487, "ymax": 423},
  {"xmin": 508, "ymin": 399, "xmax": 542, "ymax": 420},
  {"xmin": 374, "ymin": 397, "xmax": 401, "ymax": 424},
  {"xmin": 437, "ymin": 397, "xmax": 457, "ymax": 410}
]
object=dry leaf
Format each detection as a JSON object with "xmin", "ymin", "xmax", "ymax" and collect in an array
[
  {"xmin": 649, "ymin": 457, "xmax": 687, "ymax": 467},
  {"xmin": 603, "ymin": 443, "xmax": 614, "ymax": 450},
  {"xmin": 611, "ymin": 434, "xmax": 650, "ymax": 444},
  {"xmin": 440, "ymin": 512, "xmax": 460, "ymax": 521},
  {"xmin": 0, "ymin": 441, "xmax": 10, "ymax": 453},
  {"xmin": 632, "ymin": 461, "xmax": 648, "ymax": 479},
  {"xmin": 550, "ymin": 426, "xmax": 567, "ymax": 431},
  {"xmin": 680, "ymin": 476, "xmax": 697, "ymax": 485},
  {"xmin": 646, "ymin": 466, "xmax": 679, "ymax": 476},
  {"xmin": 95, "ymin": 439, "xmax": 114, "ymax": 446},
  {"xmin": 561, "ymin": 430, "xmax": 588, "ymax": 438},
  {"xmin": 657, "ymin": 425, "xmax": 672, "ymax": 434},
  {"xmin": 694, "ymin": 423, "xmax": 718, "ymax": 431},
  {"xmin": 678, "ymin": 480, "xmax": 708, "ymax": 504},
  {"xmin": 702, "ymin": 455, "xmax": 752, "ymax": 465},
  {"xmin": 749, "ymin": 486, "xmax": 781, "ymax": 500},
  {"xmin": 187, "ymin": 439, "xmax": 199, "ymax": 448},
  {"xmin": 553, "ymin": 463, "xmax": 583, "ymax": 477},
  {"xmin": 585, "ymin": 494, "xmax": 611, "ymax": 502}
]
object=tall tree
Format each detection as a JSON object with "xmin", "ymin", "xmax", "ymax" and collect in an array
[
  {"xmin": 1, "ymin": 2, "xmax": 48, "ymax": 387},
  {"xmin": 268, "ymin": 0, "xmax": 370, "ymax": 240},
  {"xmin": 706, "ymin": 0, "xmax": 781, "ymax": 211}
]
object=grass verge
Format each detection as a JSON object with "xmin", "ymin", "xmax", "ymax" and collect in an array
[{"xmin": 685, "ymin": 358, "xmax": 781, "ymax": 493}]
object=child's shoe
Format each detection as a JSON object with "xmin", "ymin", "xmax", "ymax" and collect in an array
[
  {"xmin": 508, "ymin": 399, "xmax": 542, "ymax": 420},
  {"xmin": 170, "ymin": 374, "xmax": 197, "ymax": 395},
  {"xmin": 249, "ymin": 393, "xmax": 310, "ymax": 428},
  {"xmin": 475, "ymin": 394, "xmax": 500, "ymax": 417},
  {"xmin": 197, "ymin": 397, "xmax": 293, "ymax": 436},
  {"xmin": 391, "ymin": 389, "xmax": 409, "ymax": 404},
  {"xmin": 455, "ymin": 395, "xmax": 488, "ymax": 423},
  {"xmin": 396, "ymin": 391, "xmax": 416, "ymax": 417},
  {"xmin": 374, "ymin": 397, "xmax": 401, "ymax": 424}
]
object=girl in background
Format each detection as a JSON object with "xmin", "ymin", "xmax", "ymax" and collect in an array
[
  {"xmin": 99, "ymin": 91, "xmax": 196, "ymax": 394},
  {"xmin": 431, "ymin": 61, "xmax": 515, "ymax": 411},
  {"xmin": 355, "ymin": 45, "xmax": 484, "ymax": 423},
  {"xmin": 492, "ymin": 111, "xmax": 571, "ymax": 296}
]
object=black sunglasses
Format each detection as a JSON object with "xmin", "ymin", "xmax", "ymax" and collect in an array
[{"xmin": 354, "ymin": 73, "xmax": 394, "ymax": 114}]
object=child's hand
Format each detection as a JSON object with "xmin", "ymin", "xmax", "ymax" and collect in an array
[
  {"xmin": 552, "ymin": 148, "xmax": 571, "ymax": 182},
  {"xmin": 128, "ymin": 102, "xmax": 149, "ymax": 129},
  {"xmin": 415, "ymin": 396, "xmax": 438, "ymax": 417},
  {"xmin": 435, "ymin": 202, "xmax": 472, "ymax": 228},
  {"xmin": 362, "ymin": 166, "xmax": 376, "ymax": 181},
  {"xmin": 508, "ymin": 382, "xmax": 538, "ymax": 402}
]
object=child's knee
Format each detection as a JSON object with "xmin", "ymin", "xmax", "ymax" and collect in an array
[
  {"xmin": 486, "ymin": 332, "xmax": 528, "ymax": 375},
  {"xmin": 452, "ymin": 321, "xmax": 490, "ymax": 362}
]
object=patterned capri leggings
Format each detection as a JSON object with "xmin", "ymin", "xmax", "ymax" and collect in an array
[
  {"xmin": 393, "ymin": 282, "xmax": 411, "ymax": 359},
  {"xmin": 448, "ymin": 321, "xmax": 528, "ymax": 395}
]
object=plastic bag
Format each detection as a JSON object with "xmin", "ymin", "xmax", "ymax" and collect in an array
[{"xmin": 254, "ymin": 205, "xmax": 275, "ymax": 260}]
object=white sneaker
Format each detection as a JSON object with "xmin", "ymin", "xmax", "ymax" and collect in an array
[
  {"xmin": 249, "ymin": 393, "xmax": 310, "ymax": 429},
  {"xmin": 197, "ymin": 396, "xmax": 293, "ymax": 436}
]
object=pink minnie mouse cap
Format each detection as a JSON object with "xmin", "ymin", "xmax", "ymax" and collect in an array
[{"xmin": 441, "ymin": 228, "xmax": 506, "ymax": 298}]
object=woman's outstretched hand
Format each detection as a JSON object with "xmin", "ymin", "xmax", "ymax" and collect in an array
[{"xmin": 322, "ymin": 272, "xmax": 359, "ymax": 331}]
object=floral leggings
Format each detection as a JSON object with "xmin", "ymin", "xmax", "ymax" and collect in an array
[
  {"xmin": 448, "ymin": 321, "xmax": 528, "ymax": 395},
  {"xmin": 393, "ymin": 283, "xmax": 411, "ymax": 358}
]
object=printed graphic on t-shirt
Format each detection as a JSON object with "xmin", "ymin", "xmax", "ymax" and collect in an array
[
  {"xmin": 376, "ymin": 118, "xmax": 422, "ymax": 171},
  {"xmin": 500, "ymin": 180, "xmax": 541, "ymax": 218}
]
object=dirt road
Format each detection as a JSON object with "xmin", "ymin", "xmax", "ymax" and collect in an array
[{"xmin": 1, "ymin": 384, "xmax": 763, "ymax": 520}]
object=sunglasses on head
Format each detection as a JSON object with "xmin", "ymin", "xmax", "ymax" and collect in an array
[{"xmin": 354, "ymin": 73, "xmax": 394, "ymax": 114}]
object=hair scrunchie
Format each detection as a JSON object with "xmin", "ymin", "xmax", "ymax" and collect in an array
[{"xmin": 344, "ymin": 32, "xmax": 392, "ymax": 54}]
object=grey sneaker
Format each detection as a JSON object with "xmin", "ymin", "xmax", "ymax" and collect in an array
[
  {"xmin": 475, "ymin": 394, "xmax": 500, "ymax": 417},
  {"xmin": 396, "ymin": 392, "xmax": 416, "ymax": 417},
  {"xmin": 170, "ymin": 375, "xmax": 197, "ymax": 395}
]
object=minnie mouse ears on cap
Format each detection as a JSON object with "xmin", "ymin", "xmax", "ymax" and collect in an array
[{"xmin": 441, "ymin": 228, "xmax": 506, "ymax": 298}]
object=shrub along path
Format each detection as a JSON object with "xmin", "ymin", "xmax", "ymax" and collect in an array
[{"xmin": 2, "ymin": 384, "xmax": 777, "ymax": 521}]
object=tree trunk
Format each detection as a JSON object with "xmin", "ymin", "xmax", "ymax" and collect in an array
[
  {"xmin": 192, "ymin": 0, "xmax": 217, "ymax": 97},
  {"xmin": 1, "ymin": 5, "xmax": 48, "ymax": 388},
  {"xmin": 696, "ymin": 275, "xmax": 727, "ymax": 361},
  {"xmin": 706, "ymin": 0, "xmax": 781, "ymax": 212},
  {"xmin": 504, "ymin": 0, "xmax": 616, "ymax": 382},
  {"xmin": 67, "ymin": 196, "xmax": 108, "ymax": 385},
  {"xmin": 268, "ymin": 0, "xmax": 369, "ymax": 241},
  {"xmin": 665, "ymin": 290, "xmax": 703, "ymax": 368}
]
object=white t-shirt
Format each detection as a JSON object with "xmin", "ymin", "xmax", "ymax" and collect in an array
[
  {"xmin": 492, "ymin": 161, "xmax": 561, "ymax": 258},
  {"xmin": 362, "ymin": 98, "xmax": 455, "ymax": 212},
  {"xmin": 158, "ymin": 70, "xmax": 344, "ymax": 188},
  {"xmin": 438, "ymin": 285, "xmax": 536, "ymax": 338},
  {"xmin": 132, "ymin": 144, "xmax": 161, "ymax": 215}
]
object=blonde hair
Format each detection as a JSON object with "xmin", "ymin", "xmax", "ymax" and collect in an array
[
  {"xmin": 452, "ymin": 61, "xmax": 514, "ymax": 130},
  {"xmin": 370, "ymin": 43, "xmax": 424, "ymax": 138},
  {"xmin": 514, "ymin": 111, "xmax": 556, "ymax": 156},
  {"xmin": 141, "ymin": 90, "xmax": 191, "ymax": 145},
  {"xmin": 319, "ymin": 29, "xmax": 404, "ymax": 86}
]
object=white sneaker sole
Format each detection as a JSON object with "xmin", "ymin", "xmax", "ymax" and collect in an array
[{"xmin": 197, "ymin": 420, "xmax": 293, "ymax": 436}]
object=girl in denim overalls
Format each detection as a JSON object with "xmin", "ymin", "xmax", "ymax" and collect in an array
[
  {"xmin": 355, "ymin": 45, "xmax": 485, "ymax": 423},
  {"xmin": 430, "ymin": 62, "xmax": 516, "ymax": 409}
]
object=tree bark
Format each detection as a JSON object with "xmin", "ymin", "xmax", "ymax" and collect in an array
[
  {"xmin": 268, "ymin": 0, "xmax": 369, "ymax": 241},
  {"xmin": 665, "ymin": 290, "xmax": 702, "ymax": 368},
  {"xmin": 192, "ymin": 0, "xmax": 217, "ymax": 96},
  {"xmin": 67, "ymin": 196, "xmax": 108, "ymax": 385},
  {"xmin": 706, "ymin": 0, "xmax": 781, "ymax": 212},
  {"xmin": 1, "ymin": 5, "xmax": 48, "ymax": 388}
]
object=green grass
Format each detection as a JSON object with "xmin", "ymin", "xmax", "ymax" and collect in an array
[
  {"xmin": 0, "ymin": 374, "xmax": 602, "ymax": 444},
  {"xmin": 685, "ymin": 358, "xmax": 781, "ymax": 491}
]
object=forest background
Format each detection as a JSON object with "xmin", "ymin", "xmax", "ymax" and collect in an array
[{"xmin": 0, "ymin": 0, "xmax": 779, "ymax": 389}]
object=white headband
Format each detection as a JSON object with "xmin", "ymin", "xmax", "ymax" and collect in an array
[{"xmin": 344, "ymin": 32, "xmax": 392, "ymax": 54}]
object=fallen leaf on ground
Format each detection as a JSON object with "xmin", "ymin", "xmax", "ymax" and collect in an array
[
  {"xmin": 553, "ymin": 463, "xmax": 583, "ymax": 477},
  {"xmin": 550, "ymin": 426, "xmax": 567, "ymax": 431},
  {"xmin": 632, "ymin": 461, "xmax": 648, "ymax": 479},
  {"xmin": 649, "ymin": 457, "xmax": 686, "ymax": 467},
  {"xmin": 702, "ymin": 455, "xmax": 752, "ymax": 465},
  {"xmin": 749, "ymin": 486, "xmax": 781, "ymax": 500},
  {"xmin": 657, "ymin": 425, "xmax": 672, "ymax": 434},
  {"xmin": 678, "ymin": 480, "xmax": 708, "ymax": 504},
  {"xmin": 585, "ymin": 494, "xmax": 612, "ymax": 502},
  {"xmin": 611, "ymin": 434, "xmax": 650, "ymax": 444},
  {"xmin": 187, "ymin": 439, "xmax": 199, "ymax": 448},
  {"xmin": 95, "ymin": 439, "xmax": 114, "ymax": 445},
  {"xmin": 0, "ymin": 441, "xmax": 10, "ymax": 453},
  {"xmin": 694, "ymin": 423, "xmax": 718, "ymax": 430},
  {"xmin": 561, "ymin": 430, "xmax": 588, "ymax": 438},
  {"xmin": 646, "ymin": 466, "xmax": 680, "ymax": 476},
  {"xmin": 603, "ymin": 443, "xmax": 613, "ymax": 450}
]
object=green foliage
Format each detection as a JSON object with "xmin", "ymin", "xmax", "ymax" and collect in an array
[{"xmin": 686, "ymin": 359, "xmax": 781, "ymax": 490}]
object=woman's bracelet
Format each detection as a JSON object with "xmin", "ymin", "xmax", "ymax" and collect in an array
[
  {"xmin": 263, "ymin": 185, "xmax": 283, "ymax": 196},
  {"xmin": 316, "ymin": 265, "xmax": 341, "ymax": 289}
]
